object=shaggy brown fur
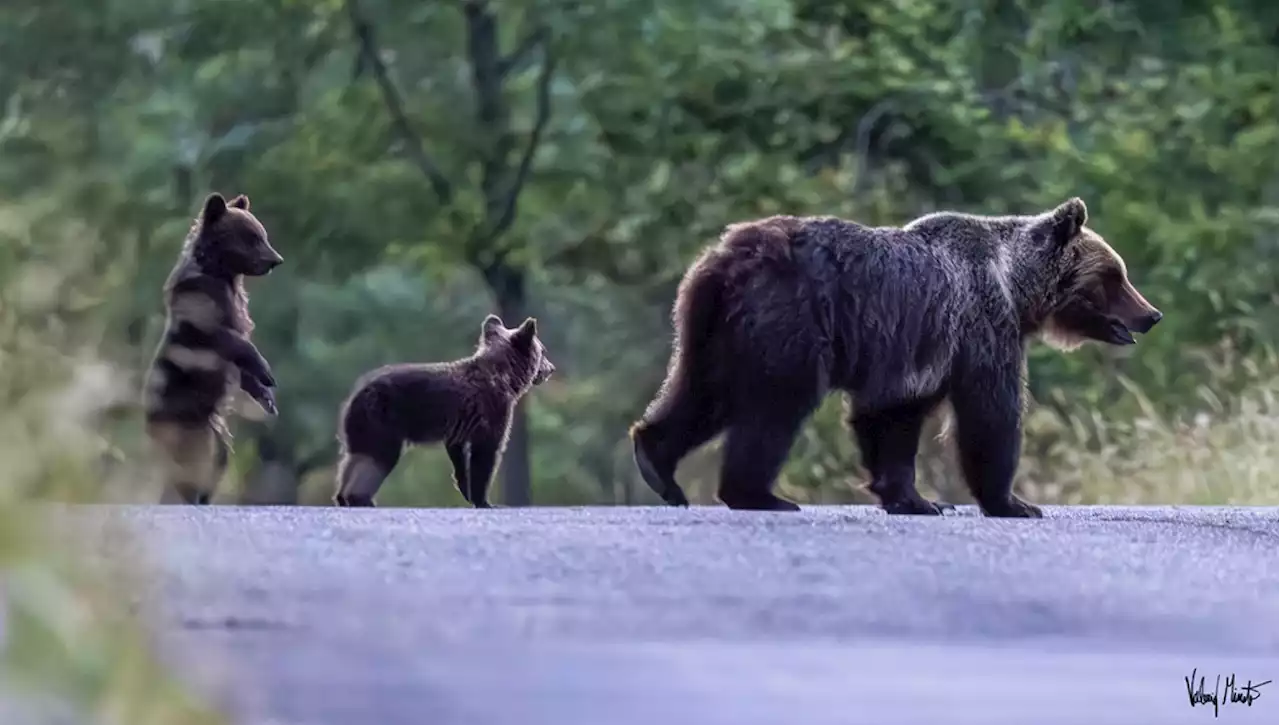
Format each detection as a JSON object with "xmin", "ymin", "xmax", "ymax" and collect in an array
[
  {"xmin": 142, "ymin": 192, "xmax": 284, "ymax": 505},
  {"xmin": 630, "ymin": 198, "xmax": 1162, "ymax": 517},
  {"xmin": 333, "ymin": 314, "xmax": 557, "ymax": 508}
]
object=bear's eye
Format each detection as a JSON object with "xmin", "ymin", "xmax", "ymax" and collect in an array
[{"xmin": 1100, "ymin": 269, "xmax": 1127, "ymax": 296}]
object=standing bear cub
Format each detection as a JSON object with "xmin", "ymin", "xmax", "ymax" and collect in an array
[
  {"xmin": 334, "ymin": 314, "xmax": 556, "ymax": 508},
  {"xmin": 143, "ymin": 192, "xmax": 283, "ymax": 505},
  {"xmin": 630, "ymin": 198, "xmax": 1162, "ymax": 517}
]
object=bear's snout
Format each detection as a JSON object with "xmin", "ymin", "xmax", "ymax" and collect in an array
[
  {"xmin": 255, "ymin": 249, "xmax": 284, "ymax": 275},
  {"xmin": 1113, "ymin": 279, "xmax": 1161, "ymax": 336},
  {"xmin": 1129, "ymin": 308, "xmax": 1162, "ymax": 334},
  {"xmin": 534, "ymin": 359, "xmax": 556, "ymax": 384}
]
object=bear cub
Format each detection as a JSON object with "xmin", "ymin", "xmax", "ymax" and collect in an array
[
  {"xmin": 142, "ymin": 192, "xmax": 283, "ymax": 505},
  {"xmin": 334, "ymin": 314, "xmax": 556, "ymax": 508},
  {"xmin": 630, "ymin": 198, "xmax": 1162, "ymax": 518}
]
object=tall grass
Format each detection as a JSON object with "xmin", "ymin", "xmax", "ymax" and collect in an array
[
  {"xmin": 1017, "ymin": 352, "xmax": 1279, "ymax": 506},
  {"xmin": 0, "ymin": 201, "xmax": 225, "ymax": 724}
]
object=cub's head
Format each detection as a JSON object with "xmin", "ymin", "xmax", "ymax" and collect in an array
[
  {"xmin": 479, "ymin": 314, "xmax": 557, "ymax": 386},
  {"xmin": 1026, "ymin": 198, "xmax": 1163, "ymax": 351},
  {"xmin": 192, "ymin": 192, "xmax": 284, "ymax": 278}
]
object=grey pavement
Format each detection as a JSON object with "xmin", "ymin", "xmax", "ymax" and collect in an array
[{"xmin": 61, "ymin": 504, "xmax": 1280, "ymax": 725}]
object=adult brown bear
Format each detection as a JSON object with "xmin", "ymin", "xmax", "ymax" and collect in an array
[{"xmin": 630, "ymin": 198, "xmax": 1161, "ymax": 517}]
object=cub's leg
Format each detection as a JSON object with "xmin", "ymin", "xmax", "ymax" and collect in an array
[
  {"xmin": 149, "ymin": 421, "xmax": 225, "ymax": 505},
  {"xmin": 446, "ymin": 441, "xmax": 471, "ymax": 504},
  {"xmin": 238, "ymin": 373, "xmax": 278, "ymax": 417},
  {"xmin": 213, "ymin": 329, "xmax": 276, "ymax": 388},
  {"xmin": 465, "ymin": 430, "xmax": 507, "ymax": 509},
  {"xmin": 950, "ymin": 356, "xmax": 1043, "ymax": 519},
  {"xmin": 849, "ymin": 393, "xmax": 953, "ymax": 516},
  {"xmin": 334, "ymin": 442, "xmax": 400, "ymax": 508}
]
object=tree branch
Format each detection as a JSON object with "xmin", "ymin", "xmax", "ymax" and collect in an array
[
  {"xmin": 499, "ymin": 26, "xmax": 546, "ymax": 79},
  {"xmin": 346, "ymin": 0, "xmax": 453, "ymax": 204},
  {"xmin": 485, "ymin": 34, "xmax": 555, "ymax": 243},
  {"xmin": 463, "ymin": 0, "xmax": 508, "ymax": 259},
  {"xmin": 542, "ymin": 226, "xmax": 667, "ymax": 287}
]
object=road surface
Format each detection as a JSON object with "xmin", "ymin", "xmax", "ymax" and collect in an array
[{"xmin": 65, "ymin": 504, "xmax": 1280, "ymax": 725}]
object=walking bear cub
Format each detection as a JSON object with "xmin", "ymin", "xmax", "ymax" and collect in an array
[
  {"xmin": 143, "ymin": 192, "xmax": 284, "ymax": 505},
  {"xmin": 334, "ymin": 314, "xmax": 556, "ymax": 508},
  {"xmin": 630, "ymin": 198, "xmax": 1162, "ymax": 518}
]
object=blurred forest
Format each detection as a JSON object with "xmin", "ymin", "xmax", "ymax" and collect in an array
[{"xmin": 0, "ymin": 0, "xmax": 1276, "ymax": 509}]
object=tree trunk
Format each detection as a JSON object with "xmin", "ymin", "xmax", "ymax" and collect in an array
[
  {"xmin": 241, "ymin": 458, "xmax": 299, "ymax": 506},
  {"xmin": 238, "ymin": 433, "xmax": 301, "ymax": 505},
  {"xmin": 485, "ymin": 261, "xmax": 532, "ymax": 507}
]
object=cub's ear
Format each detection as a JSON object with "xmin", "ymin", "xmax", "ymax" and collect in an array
[
  {"xmin": 202, "ymin": 193, "xmax": 228, "ymax": 223},
  {"xmin": 482, "ymin": 314, "xmax": 506, "ymax": 338},
  {"xmin": 511, "ymin": 317, "xmax": 538, "ymax": 347},
  {"xmin": 228, "ymin": 194, "xmax": 251, "ymax": 211}
]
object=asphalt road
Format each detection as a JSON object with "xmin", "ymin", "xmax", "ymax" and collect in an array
[{"xmin": 64, "ymin": 504, "xmax": 1280, "ymax": 725}]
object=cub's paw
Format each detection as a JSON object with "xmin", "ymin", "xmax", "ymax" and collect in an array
[
  {"xmin": 255, "ymin": 359, "xmax": 277, "ymax": 388},
  {"xmin": 256, "ymin": 393, "xmax": 279, "ymax": 418}
]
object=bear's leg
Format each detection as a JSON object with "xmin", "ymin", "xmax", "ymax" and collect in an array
[
  {"xmin": 465, "ymin": 433, "xmax": 504, "ymax": 509},
  {"xmin": 445, "ymin": 441, "xmax": 471, "ymax": 504},
  {"xmin": 333, "ymin": 446, "xmax": 399, "ymax": 508},
  {"xmin": 631, "ymin": 401, "xmax": 723, "ymax": 507},
  {"xmin": 151, "ymin": 422, "xmax": 223, "ymax": 505},
  {"xmin": 849, "ymin": 395, "xmax": 953, "ymax": 516},
  {"xmin": 162, "ymin": 481, "xmax": 210, "ymax": 505},
  {"xmin": 950, "ymin": 360, "xmax": 1043, "ymax": 519},
  {"xmin": 716, "ymin": 407, "xmax": 812, "ymax": 512}
]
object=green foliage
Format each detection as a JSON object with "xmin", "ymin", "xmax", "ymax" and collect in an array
[
  {"xmin": 0, "ymin": 0, "xmax": 1273, "ymax": 509},
  {"xmin": 0, "ymin": 201, "xmax": 225, "ymax": 723}
]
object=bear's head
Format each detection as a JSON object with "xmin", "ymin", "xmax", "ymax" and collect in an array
[
  {"xmin": 191, "ymin": 192, "xmax": 284, "ymax": 279},
  {"xmin": 1025, "ymin": 198, "xmax": 1163, "ymax": 351},
  {"xmin": 479, "ymin": 314, "xmax": 557, "ymax": 387}
]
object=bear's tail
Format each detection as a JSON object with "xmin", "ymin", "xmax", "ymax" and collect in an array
[
  {"xmin": 636, "ymin": 255, "xmax": 726, "ymax": 431},
  {"xmin": 628, "ymin": 256, "xmax": 728, "ymax": 508}
]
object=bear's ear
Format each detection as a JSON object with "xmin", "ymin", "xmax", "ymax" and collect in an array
[
  {"xmin": 1049, "ymin": 197, "xmax": 1088, "ymax": 245},
  {"xmin": 202, "ymin": 193, "xmax": 228, "ymax": 223},
  {"xmin": 228, "ymin": 194, "xmax": 250, "ymax": 211},
  {"xmin": 482, "ymin": 314, "xmax": 506, "ymax": 339},
  {"xmin": 1030, "ymin": 197, "xmax": 1088, "ymax": 251},
  {"xmin": 511, "ymin": 317, "xmax": 538, "ymax": 348}
]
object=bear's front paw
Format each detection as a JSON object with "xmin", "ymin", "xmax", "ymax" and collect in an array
[
  {"xmin": 255, "ymin": 389, "xmax": 278, "ymax": 417},
  {"xmin": 720, "ymin": 491, "xmax": 800, "ymax": 512}
]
